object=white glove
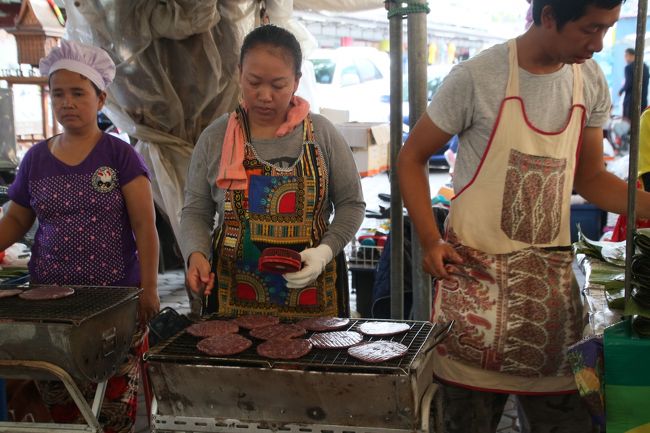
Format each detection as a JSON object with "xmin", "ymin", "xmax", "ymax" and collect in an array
[{"xmin": 283, "ymin": 244, "xmax": 333, "ymax": 289}]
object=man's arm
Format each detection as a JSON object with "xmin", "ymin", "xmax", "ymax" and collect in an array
[
  {"xmin": 574, "ymin": 126, "xmax": 650, "ymax": 218},
  {"xmin": 397, "ymin": 115, "xmax": 463, "ymax": 278}
]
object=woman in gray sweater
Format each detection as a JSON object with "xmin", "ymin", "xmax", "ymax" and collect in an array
[{"xmin": 180, "ymin": 25, "xmax": 365, "ymax": 318}]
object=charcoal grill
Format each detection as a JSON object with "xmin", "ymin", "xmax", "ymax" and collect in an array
[
  {"xmin": 0, "ymin": 284, "xmax": 141, "ymax": 433},
  {"xmin": 145, "ymin": 318, "xmax": 452, "ymax": 433}
]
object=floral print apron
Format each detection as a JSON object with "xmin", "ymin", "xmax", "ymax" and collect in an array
[{"xmin": 433, "ymin": 39, "xmax": 587, "ymax": 392}]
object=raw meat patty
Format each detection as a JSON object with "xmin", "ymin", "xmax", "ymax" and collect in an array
[
  {"xmin": 186, "ymin": 320, "xmax": 239, "ymax": 338},
  {"xmin": 233, "ymin": 315, "xmax": 280, "ymax": 329},
  {"xmin": 358, "ymin": 321, "xmax": 410, "ymax": 337},
  {"xmin": 196, "ymin": 334, "xmax": 252, "ymax": 356},
  {"xmin": 309, "ymin": 331, "xmax": 363, "ymax": 349},
  {"xmin": 348, "ymin": 340, "xmax": 408, "ymax": 363},
  {"xmin": 297, "ymin": 316, "xmax": 350, "ymax": 331},
  {"xmin": 256, "ymin": 338, "xmax": 312, "ymax": 359},
  {"xmin": 0, "ymin": 289, "xmax": 23, "ymax": 299},
  {"xmin": 249, "ymin": 323, "xmax": 306, "ymax": 340},
  {"xmin": 19, "ymin": 286, "xmax": 75, "ymax": 301}
]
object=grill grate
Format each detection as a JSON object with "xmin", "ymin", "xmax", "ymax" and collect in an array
[
  {"xmin": 145, "ymin": 318, "xmax": 434, "ymax": 374},
  {"xmin": 0, "ymin": 285, "xmax": 141, "ymax": 325}
]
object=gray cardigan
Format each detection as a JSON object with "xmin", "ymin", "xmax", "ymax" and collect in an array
[{"xmin": 179, "ymin": 113, "xmax": 366, "ymax": 262}]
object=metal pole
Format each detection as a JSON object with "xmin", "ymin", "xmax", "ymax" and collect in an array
[
  {"xmin": 625, "ymin": 0, "xmax": 648, "ymax": 305},
  {"xmin": 386, "ymin": 0, "xmax": 404, "ymax": 320},
  {"xmin": 0, "ymin": 379, "xmax": 5, "ymax": 421},
  {"xmin": 407, "ymin": 0, "xmax": 432, "ymax": 320}
]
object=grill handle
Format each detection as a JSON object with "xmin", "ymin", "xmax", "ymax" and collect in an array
[{"xmin": 102, "ymin": 327, "xmax": 117, "ymax": 357}]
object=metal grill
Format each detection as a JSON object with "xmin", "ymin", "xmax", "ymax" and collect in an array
[
  {"xmin": 0, "ymin": 285, "xmax": 141, "ymax": 325},
  {"xmin": 145, "ymin": 318, "xmax": 435, "ymax": 373}
]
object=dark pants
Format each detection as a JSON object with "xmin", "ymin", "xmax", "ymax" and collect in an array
[{"xmin": 434, "ymin": 382, "xmax": 599, "ymax": 433}]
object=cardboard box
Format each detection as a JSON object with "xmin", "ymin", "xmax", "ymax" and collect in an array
[
  {"xmin": 320, "ymin": 107, "xmax": 350, "ymax": 124},
  {"xmin": 335, "ymin": 122, "xmax": 390, "ymax": 177}
]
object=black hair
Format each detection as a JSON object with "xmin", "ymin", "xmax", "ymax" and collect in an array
[
  {"xmin": 626, "ymin": 47, "xmax": 636, "ymax": 56},
  {"xmin": 532, "ymin": 0, "xmax": 625, "ymax": 30},
  {"xmin": 240, "ymin": 24, "xmax": 302, "ymax": 77}
]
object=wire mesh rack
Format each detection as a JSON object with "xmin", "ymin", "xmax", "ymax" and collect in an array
[{"xmin": 345, "ymin": 239, "xmax": 384, "ymax": 269}]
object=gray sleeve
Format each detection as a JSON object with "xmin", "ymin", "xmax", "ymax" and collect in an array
[
  {"xmin": 585, "ymin": 61, "xmax": 611, "ymax": 129},
  {"xmin": 179, "ymin": 118, "xmax": 225, "ymax": 262},
  {"xmin": 425, "ymin": 64, "xmax": 475, "ymax": 135},
  {"xmin": 311, "ymin": 115, "xmax": 366, "ymax": 256}
]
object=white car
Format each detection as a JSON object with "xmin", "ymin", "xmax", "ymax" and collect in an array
[{"xmin": 309, "ymin": 47, "xmax": 391, "ymax": 122}]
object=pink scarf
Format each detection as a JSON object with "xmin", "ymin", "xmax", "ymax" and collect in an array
[{"xmin": 216, "ymin": 95, "xmax": 310, "ymax": 190}]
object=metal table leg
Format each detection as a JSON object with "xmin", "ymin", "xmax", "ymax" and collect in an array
[
  {"xmin": 0, "ymin": 360, "xmax": 106, "ymax": 433},
  {"xmin": 0, "ymin": 379, "xmax": 6, "ymax": 421},
  {"xmin": 419, "ymin": 382, "xmax": 439, "ymax": 433}
]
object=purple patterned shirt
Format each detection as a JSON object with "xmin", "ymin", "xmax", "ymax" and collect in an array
[{"xmin": 9, "ymin": 133, "xmax": 150, "ymax": 287}]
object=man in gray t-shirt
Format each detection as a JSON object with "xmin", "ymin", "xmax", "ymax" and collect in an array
[{"xmin": 398, "ymin": 0, "xmax": 650, "ymax": 432}]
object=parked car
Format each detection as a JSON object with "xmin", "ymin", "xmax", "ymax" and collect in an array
[
  {"xmin": 379, "ymin": 64, "xmax": 454, "ymax": 166},
  {"xmin": 380, "ymin": 64, "xmax": 453, "ymax": 125},
  {"xmin": 309, "ymin": 47, "xmax": 391, "ymax": 122}
]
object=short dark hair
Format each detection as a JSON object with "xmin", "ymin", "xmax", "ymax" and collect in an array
[
  {"xmin": 240, "ymin": 24, "xmax": 302, "ymax": 77},
  {"xmin": 532, "ymin": 0, "xmax": 624, "ymax": 29},
  {"xmin": 626, "ymin": 48, "xmax": 636, "ymax": 56}
]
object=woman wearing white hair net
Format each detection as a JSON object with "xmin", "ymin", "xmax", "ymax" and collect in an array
[{"xmin": 0, "ymin": 39, "xmax": 159, "ymax": 432}]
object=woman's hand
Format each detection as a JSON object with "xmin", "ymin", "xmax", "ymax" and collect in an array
[
  {"xmin": 283, "ymin": 244, "xmax": 333, "ymax": 288},
  {"xmin": 138, "ymin": 288, "xmax": 160, "ymax": 326},
  {"xmin": 422, "ymin": 239, "xmax": 463, "ymax": 279},
  {"xmin": 187, "ymin": 252, "xmax": 215, "ymax": 295}
]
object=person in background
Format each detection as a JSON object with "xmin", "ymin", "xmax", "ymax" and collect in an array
[
  {"xmin": 0, "ymin": 39, "xmax": 159, "ymax": 432},
  {"xmin": 180, "ymin": 24, "xmax": 364, "ymax": 319},
  {"xmin": 619, "ymin": 47, "xmax": 649, "ymax": 122},
  {"xmin": 398, "ymin": 0, "xmax": 650, "ymax": 431}
]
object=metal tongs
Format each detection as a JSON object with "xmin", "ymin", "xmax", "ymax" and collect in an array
[{"xmin": 423, "ymin": 320, "xmax": 454, "ymax": 355}]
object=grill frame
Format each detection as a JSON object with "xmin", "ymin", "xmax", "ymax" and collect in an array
[
  {"xmin": 145, "ymin": 318, "xmax": 434, "ymax": 374},
  {"xmin": 146, "ymin": 318, "xmax": 450, "ymax": 433},
  {"xmin": 0, "ymin": 285, "xmax": 141, "ymax": 382},
  {"xmin": 0, "ymin": 284, "xmax": 140, "ymax": 326}
]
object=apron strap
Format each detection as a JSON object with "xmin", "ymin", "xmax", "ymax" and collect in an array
[
  {"xmin": 236, "ymin": 105, "xmax": 252, "ymax": 143},
  {"xmin": 505, "ymin": 39, "xmax": 519, "ymax": 98},
  {"xmin": 571, "ymin": 63, "xmax": 584, "ymax": 106}
]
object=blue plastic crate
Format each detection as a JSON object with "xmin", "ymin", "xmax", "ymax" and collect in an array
[{"xmin": 570, "ymin": 203, "xmax": 606, "ymax": 242}]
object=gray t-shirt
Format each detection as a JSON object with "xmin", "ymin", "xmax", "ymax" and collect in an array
[
  {"xmin": 180, "ymin": 113, "xmax": 366, "ymax": 262},
  {"xmin": 427, "ymin": 41, "xmax": 611, "ymax": 192}
]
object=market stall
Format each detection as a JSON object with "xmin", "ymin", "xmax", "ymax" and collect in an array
[{"xmin": 575, "ymin": 0, "xmax": 650, "ymax": 430}]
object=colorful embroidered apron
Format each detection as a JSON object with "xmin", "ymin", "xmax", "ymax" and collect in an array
[
  {"xmin": 432, "ymin": 39, "xmax": 587, "ymax": 392},
  {"xmin": 210, "ymin": 111, "xmax": 338, "ymax": 319}
]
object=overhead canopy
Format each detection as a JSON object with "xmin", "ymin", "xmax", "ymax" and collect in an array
[
  {"xmin": 294, "ymin": 0, "xmax": 382, "ymax": 12},
  {"xmin": 61, "ymin": 0, "xmax": 382, "ymax": 242}
]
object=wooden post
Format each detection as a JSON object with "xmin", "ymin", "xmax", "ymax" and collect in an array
[{"xmin": 40, "ymin": 83, "xmax": 49, "ymax": 138}]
